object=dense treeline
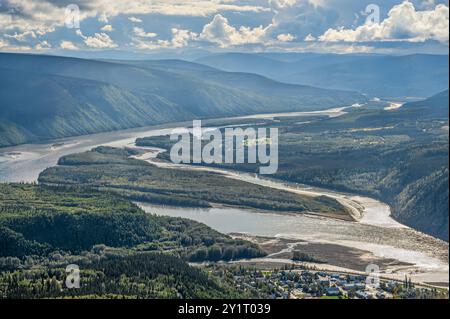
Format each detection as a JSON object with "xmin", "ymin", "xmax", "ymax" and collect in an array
[
  {"xmin": 0, "ymin": 184, "xmax": 267, "ymax": 298},
  {"xmin": 0, "ymin": 253, "xmax": 249, "ymax": 299},
  {"xmin": 136, "ymin": 92, "xmax": 449, "ymax": 240},
  {"xmin": 0, "ymin": 184, "xmax": 265, "ymax": 262},
  {"xmin": 39, "ymin": 146, "xmax": 348, "ymax": 216},
  {"xmin": 0, "ymin": 53, "xmax": 366, "ymax": 148},
  {"xmin": 0, "ymin": 226, "xmax": 46, "ymax": 258}
]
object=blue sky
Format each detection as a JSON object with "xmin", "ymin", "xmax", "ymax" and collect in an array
[{"xmin": 0, "ymin": 0, "xmax": 448, "ymax": 55}]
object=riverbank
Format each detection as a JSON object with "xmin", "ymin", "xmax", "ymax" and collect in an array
[
  {"xmin": 138, "ymin": 201, "xmax": 448, "ymax": 287},
  {"xmin": 1, "ymin": 107, "xmax": 448, "ymax": 287},
  {"xmin": 0, "ymin": 106, "xmax": 353, "ymax": 183},
  {"xmin": 230, "ymin": 234, "xmax": 448, "ymax": 289}
]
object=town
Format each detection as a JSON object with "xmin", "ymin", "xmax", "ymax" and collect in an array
[{"xmin": 209, "ymin": 265, "xmax": 448, "ymax": 299}]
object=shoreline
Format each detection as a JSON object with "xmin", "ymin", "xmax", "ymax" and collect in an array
[
  {"xmin": 229, "ymin": 234, "xmax": 449, "ymax": 289},
  {"xmin": 132, "ymin": 146, "xmax": 405, "ymax": 228},
  {"xmin": 1, "ymin": 106, "xmax": 448, "ymax": 287},
  {"xmin": 138, "ymin": 201, "xmax": 449, "ymax": 286}
]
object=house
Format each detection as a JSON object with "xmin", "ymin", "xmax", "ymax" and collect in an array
[
  {"xmin": 326, "ymin": 287, "xmax": 342, "ymax": 297},
  {"xmin": 376, "ymin": 291, "xmax": 387, "ymax": 299},
  {"xmin": 319, "ymin": 279, "xmax": 331, "ymax": 287},
  {"xmin": 356, "ymin": 291, "xmax": 371, "ymax": 299},
  {"xmin": 384, "ymin": 281, "xmax": 398, "ymax": 293},
  {"xmin": 344, "ymin": 283, "xmax": 356, "ymax": 291},
  {"xmin": 355, "ymin": 283, "xmax": 366, "ymax": 290},
  {"xmin": 336, "ymin": 279, "xmax": 348, "ymax": 286}
]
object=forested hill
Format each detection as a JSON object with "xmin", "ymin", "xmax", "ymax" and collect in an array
[
  {"xmin": 0, "ymin": 53, "xmax": 366, "ymax": 148},
  {"xmin": 196, "ymin": 53, "xmax": 449, "ymax": 99},
  {"xmin": 0, "ymin": 183, "xmax": 266, "ymax": 298},
  {"xmin": 134, "ymin": 90, "xmax": 448, "ymax": 240},
  {"xmin": 0, "ymin": 183, "xmax": 265, "ymax": 262},
  {"xmin": 277, "ymin": 90, "xmax": 449, "ymax": 240},
  {"xmin": 401, "ymin": 89, "xmax": 449, "ymax": 119}
]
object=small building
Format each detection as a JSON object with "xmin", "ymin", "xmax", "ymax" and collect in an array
[
  {"xmin": 343, "ymin": 283, "xmax": 356, "ymax": 291},
  {"xmin": 376, "ymin": 291, "xmax": 387, "ymax": 299},
  {"xmin": 326, "ymin": 287, "xmax": 342, "ymax": 297},
  {"xmin": 356, "ymin": 291, "xmax": 371, "ymax": 299},
  {"xmin": 355, "ymin": 283, "xmax": 366, "ymax": 290},
  {"xmin": 319, "ymin": 279, "xmax": 331, "ymax": 287},
  {"xmin": 336, "ymin": 279, "xmax": 348, "ymax": 286}
]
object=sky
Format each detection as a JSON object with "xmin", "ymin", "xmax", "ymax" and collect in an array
[{"xmin": 0, "ymin": 0, "xmax": 448, "ymax": 56}]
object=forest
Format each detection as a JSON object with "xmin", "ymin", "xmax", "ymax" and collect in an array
[
  {"xmin": 136, "ymin": 91, "xmax": 449, "ymax": 240},
  {"xmin": 0, "ymin": 252, "xmax": 257, "ymax": 299},
  {"xmin": 39, "ymin": 146, "xmax": 348, "ymax": 217},
  {"xmin": 0, "ymin": 183, "xmax": 266, "ymax": 298}
]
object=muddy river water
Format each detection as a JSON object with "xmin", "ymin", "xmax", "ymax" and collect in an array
[{"xmin": 1, "ymin": 108, "xmax": 448, "ymax": 285}]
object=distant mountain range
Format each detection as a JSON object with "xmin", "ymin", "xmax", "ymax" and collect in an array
[
  {"xmin": 196, "ymin": 53, "xmax": 449, "ymax": 99},
  {"xmin": 0, "ymin": 53, "xmax": 365, "ymax": 148}
]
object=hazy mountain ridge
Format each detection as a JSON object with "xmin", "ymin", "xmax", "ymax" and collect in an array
[
  {"xmin": 0, "ymin": 53, "xmax": 366, "ymax": 148},
  {"xmin": 196, "ymin": 53, "xmax": 449, "ymax": 99},
  {"xmin": 0, "ymin": 66, "xmax": 178, "ymax": 144},
  {"xmin": 401, "ymin": 89, "xmax": 449, "ymax": 118}
]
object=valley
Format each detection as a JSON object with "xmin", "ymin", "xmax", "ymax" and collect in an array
[
  {"xmin": 196, "ymin": 53, "xmax": 449, "ymax": 99},
  {"xmin": 1, "ymin": 101, "xmax": 447, "ymax": 292},
  {"xmin": 0, "ymin": 53, "xmax": 366, "ymax": 148},
  {"xmin": 0, "ymin": 53, "xmax": 448, "ymax": 300},
  {"xmin": 0, "ymin": 0, "xmax": 449, "ymax": 303},
  {"xmin": 137, "ymin": 91, "xmax": 449, "ymax": 240}
]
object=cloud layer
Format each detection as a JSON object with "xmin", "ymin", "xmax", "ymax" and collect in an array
[
  {"xmin": 0, "ymin": 0, "xmax": 448, "ymax": 53},
  {"xmin": 319, "ymin": 1, "xmax": 449, "ymax": 43}
]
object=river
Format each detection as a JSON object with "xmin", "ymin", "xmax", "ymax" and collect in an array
[
  {"xmin": 0, "ymin": 106, "xmax": 353, "ymax": 183},
  {"xmin": 0, "ymin": 107, "xmax": 448, "ymax": 286},
  {"xmin": 132, "ymin": 148, "xmax": 448, "ymax": 285}
]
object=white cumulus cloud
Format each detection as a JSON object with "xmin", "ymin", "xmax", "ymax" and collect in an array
[
  {"xmin": 0, "ymin": 38, "xmax": 9, "ymax": 48},
  {"xmin": 133, "ymin": 27, "xmax": 157, "ymax": 38},
  {"xmin": 101, "ymin": 25, "xmax": 114, "ymax": 32},
  {"xmin": 319, "ymin": 1, "xmax": 449, "ymax": 43},
  {"xmin": 171, "ymin": 28, "xmax": 197, "ymax": 48},
  {"xmin": 277, "ymin": 33, "xmax": 296, "ymax": 42},
  {"xmin": 128, "ymin": 17, "xmax": 143, "ymax": 23},
  {"xmin": 133, "ymin": 28, "xmax": 196, "ymax": 49},
  {"xmin": 35, "ymin": 40, "xmax": 51, "ymax": 50},
  {"xmin": 77, "ymin": 30, "xmax": 118, "ymax": 49},
  {"xmin": 200, "ymin": 14, "xmax": 269, "ymax": 47},
  {"xmin": 59, "ymin": 40, "xmax": 79, "ymax": 50},
  {"xmin": 304, "ymin": 33, "xmax": 317, "ymax": 41}
]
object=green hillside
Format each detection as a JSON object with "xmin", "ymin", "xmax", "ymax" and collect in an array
[
  {"xmin": 0, "ymin": 53, "xmax": 366, "ymax": 148},
  {"xmin": 275, "ymin": 91, "xmax": 449, "ymax": 240},
  {"xmin": 0, "ymin": 181, "xmax": 269, "ymax": 299},
  {"xmin": 38, "ymin": 146, "xmax": 349, "ymax": 217},
  {"xmin": 0, "ymin": 183, "xmax": 264, "ymax": 261},
  {"xmin": 132, "ymin": 91, "xmax": 449, "ymax": 240}
]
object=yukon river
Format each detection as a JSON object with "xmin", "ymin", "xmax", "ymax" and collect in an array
[{"xmin": 0, "ymin": 108, "xmax": 448, "ymax": 286}]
